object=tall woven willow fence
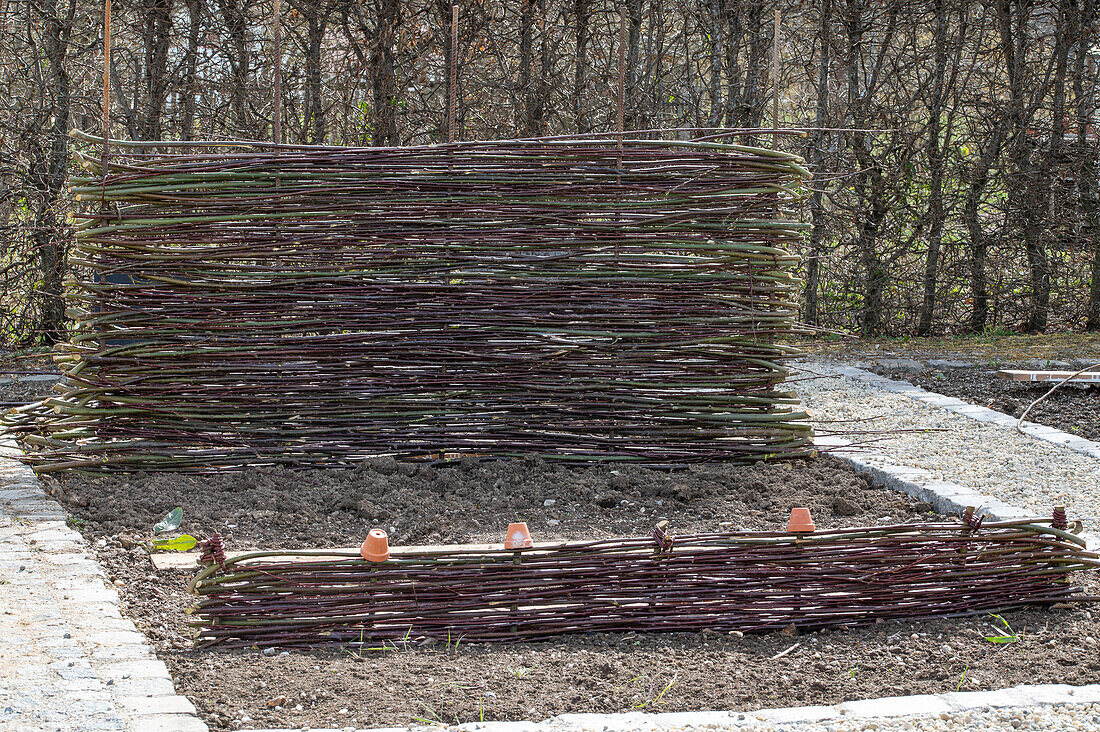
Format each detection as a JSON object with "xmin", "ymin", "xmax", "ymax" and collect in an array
[{"xmin": 4, "ymin": 131, "xmax": 812, "ymax": 472}]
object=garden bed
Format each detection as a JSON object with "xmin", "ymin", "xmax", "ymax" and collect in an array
[
  {"xmin": 48, "ymin": 456, "xmax": 1100, "ymax": 731},
  {"xmin": 875, "ymin": 366, "xmax": 1100, "ymax": 442}
]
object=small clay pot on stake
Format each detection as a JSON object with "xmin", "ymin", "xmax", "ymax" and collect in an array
[
  {"xmin": 360, "ymin": 528, "xmax": 390, "ymax": 562},
  {"xmin": 504, "ymin": 522, "xmax": 533, "ymax": 549},
  {"xmin": 787, "ymin": 507, "xmax": 815, "ymax": 533}
]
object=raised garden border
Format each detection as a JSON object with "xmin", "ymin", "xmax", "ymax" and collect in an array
[{"xmin": 4, "ymin": 365, "xmax": 1099, "ymax": 732}]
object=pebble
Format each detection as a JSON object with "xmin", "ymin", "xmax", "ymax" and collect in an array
[
  {"xmin": 547, "ymin": 519, "xmax": 560, "ymax": 526},
  {"xmin": 543, "ymin": 499, "xmax": 556, "ymax": 507}
]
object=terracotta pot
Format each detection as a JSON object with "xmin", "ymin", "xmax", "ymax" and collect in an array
[
  {"xmin": 504, "ymin": 522, "xmax": 533, "ymax": 549},
  {"xmin": 361, "ymin": 528, "xmax": 390, "ymax": 562},
  {"xmin": 786, "ymin": 507, "xmax": 815, "ymax": 533}
]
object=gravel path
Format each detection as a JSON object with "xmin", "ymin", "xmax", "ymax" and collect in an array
[
  {"xmin": 0, "ymin": 441, "xmax": 207, "ymax": 732},
  {"xmin": 795, "ymin": 364, "xmax": 1100, "ymax": 536}
]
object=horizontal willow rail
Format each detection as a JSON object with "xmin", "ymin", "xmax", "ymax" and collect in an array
[
  {"xmin": 4, "ymin": 130, "xmax": 812, "ymax": 471},
  {"xmin": 186, "ymin": 518, "xmax": 1100, "ymax": 648}
]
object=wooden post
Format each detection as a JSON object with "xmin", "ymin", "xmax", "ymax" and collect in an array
[
  {"xmin": 101, "ymin": 0, "xmax": 112, "ymax": 201},
  {"xmin": 772, "ymin": 7, "xmax": 781, "ymax": 147},
  {"xmin": 616, "ymin": 5, "xmax": 626, "ymax": 145},
  {"xmin": 273, "ymin": 0, "xmax": 283, "ymax": 145},
  {"xmin": 448, "ymin": 4, "xmax": 458, "ymax": 143}
]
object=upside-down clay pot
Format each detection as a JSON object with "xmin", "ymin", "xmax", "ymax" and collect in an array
[
  {"xmin": 505, "ymin": 522, "xmax": 533, "ymax": 549},
  {"xmin": 361, "ymin": 528, "xmax": 390, "ymax": 562},
  {"xmin": 787, "ymin": 507, "xmax": 815, "ymax": 533}
]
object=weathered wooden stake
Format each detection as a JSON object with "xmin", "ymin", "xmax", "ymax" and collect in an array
[
  {"xmin": 616, "ymin": 5, "xmax": 626, "ymax": 145},
  {"xmin": 273, "ymin": 0, "xmax": 283, "ymax": 145},
  {"xmin": 448, "ymin": 3, "xmax": 459, "ymax": 143},
  {"xmin": 772, "ymin": 7, "xmax": 781, "ymax": 148},
  {"xmin": 101, "ymin": 0, "xmax": 111, "ymax": 186}
]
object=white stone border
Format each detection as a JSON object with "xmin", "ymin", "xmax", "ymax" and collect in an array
[
  {"xmin": 0, "ymin": 439, "xmax": 209, "ymax": 732},
  {"xmin": 247, "ymin": 681, "xmax": 1100, "ymax": 732}
]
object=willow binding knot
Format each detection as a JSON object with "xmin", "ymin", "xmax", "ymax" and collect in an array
[
  {"xmin": 653, "ymin": 524, "xmax": 674, "ymax": 553},
  {"xmin": 200, "ymin": 532, "xmax": 226, "ymax": 568},
  {"xmin": 1052, "ymin": 506, "xmax": 1068, "ymax": 530},
  {"xmin": 960, "ymin": 506, "xmax": 984, "ymax": 532}
]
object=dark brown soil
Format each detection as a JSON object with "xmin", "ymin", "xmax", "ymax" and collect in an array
[
  {"xmin": 52, "ymin": 457, "xmax": 1100, "ymax": 731},
  {"xmin": 48, "ymin": 456, "xmax": 929, "ymax": 549},
  {"xmin": 877, "ymin": 366, "xmax": 1100, "ymax": 443}
]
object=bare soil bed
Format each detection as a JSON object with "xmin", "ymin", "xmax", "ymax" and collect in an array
[
  {"xmin": 876, "ymin": 366, "xmax": 1100, "ymax": 443},
  {"xmin": 47, "ymin": 456, "xmax": 1100, "ymax": 731}
]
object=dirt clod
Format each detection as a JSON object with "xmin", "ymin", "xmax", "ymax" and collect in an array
[{"xmin": 831, "ymin": 496, "xmax": 862, "ymax": 516}]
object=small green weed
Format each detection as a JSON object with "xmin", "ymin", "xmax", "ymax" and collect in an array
[
  {"xmin": 631, "ymin": 676, "xmax": 678, "ymax": 708},
  {"xmin": 412, "ymin": 701, "xmax": 444, "ymax": 725},
  {"xmin": 956, "ymin": 663, "xmax": 969, "ymax": 691},
  {"xmin": 983, "ymin": 613, "xmax": 1020, "ymax": 644}
]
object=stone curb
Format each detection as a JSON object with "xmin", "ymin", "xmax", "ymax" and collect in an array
[
  {"xmin": 828, "ymin": 364, "xmax": 1100, "ymax": 462},
  {"xmin": 809, "ymin": 364, "xmax": 1099, "ymax": 549},
  {"xmin": 0, "ymin": 439, "xmax": 209, "ymax": 732},
  {"xmin": 244, "ymin": 681, "xmax": 1100, "ymax": 732}
]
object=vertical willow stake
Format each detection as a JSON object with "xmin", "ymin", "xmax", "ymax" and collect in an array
[
  {"xmin": 616, "ymin": 5, "xmax": 627, "ymax": 163},
  {"xmin": 100, "ymin": 0, "xmax": 111, "ymax": 202},
  {"xmin": 272, "ymin": 0, "xmax": 283, "ymax": 146},
  {"xmin": 448, "ymin": 3, "xmax": 458, "ymax": 143},
  {"xmin": 772, "ymin": 7, "xmax": 781, "ymax": 149}
]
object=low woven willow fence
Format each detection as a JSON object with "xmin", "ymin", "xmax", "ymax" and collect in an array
[
  {"xmin": 187, "ymin": 517, "xmax": 1099, "ymax": 648},
  {"xmin": 3, "ymin": 130, "xmax": 813, "ymax": 472}
]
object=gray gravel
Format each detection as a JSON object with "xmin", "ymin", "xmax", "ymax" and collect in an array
[{"xmin": 794, "ymin": 364, "xmax": 1100, "ymax": 536}]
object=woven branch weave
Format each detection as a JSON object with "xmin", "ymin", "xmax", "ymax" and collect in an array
[
  {"xmin": 5, "ymin": 132, "xmax": 813, "ymax": 471},
  {"xmin": 187, "ymin": 519, "xmax": 1100, "ymax": 648}
]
